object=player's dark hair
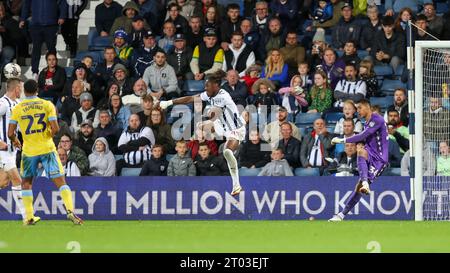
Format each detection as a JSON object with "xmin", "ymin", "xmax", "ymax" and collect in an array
[
  {"xmin": 358, "ymin": 98, "xmax": 371, "ymax": 106},
  {"xmin": 24, "ymin": 79, "xmax": 38, "ymax": 95}
]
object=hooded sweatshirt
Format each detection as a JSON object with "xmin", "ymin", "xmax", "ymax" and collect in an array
[
  {"xmin": 258, "ymin": 159, "xmax": 294, "ymax": 176},
  {"xmin": 88, "ymin": 137, "xmax": 116, "ymax": 176},
  {"xmin": 142, "ymin": 62, "xmax": 180, "ymax": 95},
  {"xmin": 110, "ymin": 1, "xmax": 149, "ymax": 35}
]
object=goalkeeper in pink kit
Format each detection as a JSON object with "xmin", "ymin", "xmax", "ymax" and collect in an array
[{"xmin": 329, "ymin": 99, "xmax": 389, "ymax": 221}]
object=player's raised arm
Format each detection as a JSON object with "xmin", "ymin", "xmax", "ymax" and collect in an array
[{"xmin": 159, "ymin": 94, "xmax": 201, "ymax": 109}]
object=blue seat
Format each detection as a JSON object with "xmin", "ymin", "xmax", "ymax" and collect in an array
[
  {"xmin": 121, "ymin": 168, "xmax": 142, "ymax": 176},
  {"xmin": 294, "ymin": 112, "xmax": 322, "ymax": 127},
  {"xmin": 374, "ymin": 65, "xmax": 393, "ymax": 77},
  {"xmin": 239, "ymin": 167, "xmax": 262, "ymax": 176},
  {"xmin": 114, "ymin": 154, "xmax": 124, "ymax": 161},
  {"xmin": 297, "ymin": 126, "xmax": 312, "ymax": 136},
  {"xmin": 324, "ymin": 112, "xmax": 344, "ymax": 125},
  {"xmin": 325, "ymin": 35, "xmax": 332, "ymax": 45},
  {"xmin": 381, "ymin": 79, "xmax": 407, "ymax": 93},
  {"xmin": 74, "ymin": 51, "xmax": 103, "ymax": 69},
  {"xmin": 370, "ymin": 96, "xmax": 393, "ymax": 110},
  {"xmin": 395, "ymin": 64, "xmax": 405, "ymax": 76},
  {"xmin": 436, "ymin": 2, "xmax": 449, "ymax": 15},
  {"xmin": 294, "ymin": 168, "xmax": 320, "ymax": 176},
  {"xmin": 336, "ymin": 50, "xmax": 344, "ymax": 58},
  {"xmin": 183, "ymin": 80, "xmax": 205, "ymax": 95},
  {"xmin": 64, "ymin": 67, "xmax": 73, "ymax": 78},
  {"xmin": 88, "ymin": 28, "xmax": 113, "ymax": 51},
  {"xmin": 357, "ymin": 50, "xmax": 369, "ymax": 59},
  {"xmin": 166, "ymin": 154, "xmax": 175, "ymax": 161},
  {"xmin": 381, "ymin": 168, "xmax": 401, "ymax": 176}
]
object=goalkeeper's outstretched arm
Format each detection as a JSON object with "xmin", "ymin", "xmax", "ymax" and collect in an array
[{"xmin": 159, "ymin": 94, "xmax": 201, "ymax": 109}]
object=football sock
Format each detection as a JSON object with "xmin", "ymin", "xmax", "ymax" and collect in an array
[
  {"xmin": 21, "ymin": 190, "xmax": 34, "ymax": 220},
  {"xmin": 357, "ymin": 156, "xmax": 369, "ymax": 182},
  {"xmin": 11, "ymin": 185, "xmax": 26, "ymax": 220},
  {"xmin": 223, "ymin": 149, "xmax": 240, "ymax": 190},
  {"xmin": 59, "ymin": 185, "xmax": 74, "ymax": 213},
  {"xmin": 342, "ymin": 190, "xmax": 362, "ymax": 216}
]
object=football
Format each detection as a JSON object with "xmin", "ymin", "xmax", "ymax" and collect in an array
[{"xmin": 3, "ymin": 63, "xmax": 22, "ymax": 79}]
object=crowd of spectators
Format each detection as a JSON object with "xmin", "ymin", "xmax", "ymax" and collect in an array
[{"xmin": 3, "ymin": 0, "xmax": 450, "ymax": 177}]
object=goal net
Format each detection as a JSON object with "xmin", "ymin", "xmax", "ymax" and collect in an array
[{"xmin": 414, "ymin": 41, "xmax": 450, "ymax": 221}]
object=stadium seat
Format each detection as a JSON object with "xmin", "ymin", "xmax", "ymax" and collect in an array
[
  {"xmin": 395, "ymin": 64, "xmax": 405, "ymax": 76},
  {"xmin": 381, "ymin": 79, "xmax": 407, "ymax": 94},
  {"xmin": 324, "ymin": 112, "xmax": 344, "ymax": 125},
  {"xmin": 436, "ymin": 2, "xmax": 449, "ymax": 15},
  {"xmin": 294, "ymin": 168, "xmax": 320, "ymax": 176},
  {"xmin": 121, "ymin": 168, "xmax": 142, "ymax": 176},
  {"xmin": 64, "ymin": 67, "xmax": 73, "ymax": 78},
  {"xmin": 166, "ymin": 154, "xmax": 175, "ymax": 161},
  {"xmin": 336, "ymin": 50, "xmax": 344, "ymax": 58},
  {"xmin": 183, "ymin": 80, "xmax": 205, "ymax": 96},
  {"xmin": 325, "ymin": 35, "xmax": 332, "ymax": 45},
  {"xmin": 114, "ymin": 154, "xmax": 124, "ymax": 161},
  {"xmin": 357, "ymin": 50, "xmax": 369, "ymax": 59},
  {"xmin": 370, "ymin": 96, "xmax": 393, "ymax": 111},
  {"xmin": 73, "ymin": 51, "xmax": 103, "ymax": 69},
  {"xmin": 297, "ymin": 126, "xmax": 312, "ymax": 136},
  {"xmin": 326, "ymin": 126, "xmax": 335, "ymax": 133},
  {"xmin": 88, "ymin": 28, "xmax": 113, "ymax": 51},
  {"xmin": 381, "ymin": 168, "xmax": 401, "ymax": 176},
  {"xmin": 294, "ymin": 112, "xmax": 322, "ymax": 127},
  {"xmin": 374, "ymin": 65, "xmax": 393, "ymax": 77},
  {"xmin": 239, "ymin": 167, "xmax": 262, "ymax": 176}
]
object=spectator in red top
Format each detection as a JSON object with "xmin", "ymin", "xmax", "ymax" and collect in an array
[
  {"xmin": 38, "ymin": 52, "xmax": 67, "ymax": 104},
  {"xmin": 187, "ymin": 126, "xmax": 218, "ymax": 160}
]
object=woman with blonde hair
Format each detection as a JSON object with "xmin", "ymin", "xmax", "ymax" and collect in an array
[
  {"xmin": 306, "ymin": 70, "xmax": 332, "ymax": 113},
  {"xmin": 260, "ymin": 49, "xmax": 289, "ymax": 88}
]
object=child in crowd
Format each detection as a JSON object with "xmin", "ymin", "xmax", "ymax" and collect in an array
[
  {"xmin": 139, "ymin": 144, "xmax": 169, "ymax": 176},
  {"xmin": 437, "ymin": 141, "xmax": 450, "ymax": 176},
  {"xmin": 312, "ymin": 0, "xmax": 333, "ymax": 24},
  {"xmin": 340, "ymin": 40, "xmax": 360, "ymax": 66},
  {"xmin": 334, "ymin": 100, "xmax": 363, "ymax": 135},
  {"xmin": 279, "ymin": 75, "xmax": 308, "ymax": 114},
  {"xmin": 359, "ymin": 59, "xmax": 383, "ymax": 97},
  {"xmin": 251, "ymin": 78, "xmax": 278, "ymax": 115},
  {"xmin": 298, "ymin": 62, "xmax": 313, "ymax": 91},
  {"xmin": 167, "ymin": 140, "xmax": 196, "ymax": 176},
  {"xmin": 194, "ymin": 143, "xmax": 229, "ymax": 176},
  {"xmin": 242, "ymin": 64, "xmax": 262, "ymax": 95},
  {"xmin": 307, "ymin": 70, "xmax": 333, "ymax": 113},
  {"xmin": 258, "ymin": 148, "xmax": 294, "ymax": 176}
]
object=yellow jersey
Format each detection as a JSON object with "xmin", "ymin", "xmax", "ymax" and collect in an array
[{"xmin": 10, "ymin": 96, "xmax": 57, "ymax": 157}]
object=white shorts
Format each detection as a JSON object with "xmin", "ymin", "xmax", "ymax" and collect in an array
[
  {"xmin": 212, "ymin": 120, "xmax": 246, "ymax": 142},
  {"xmin": 0, "ymin": 151, "xmax": 17, "ymax": 172}
]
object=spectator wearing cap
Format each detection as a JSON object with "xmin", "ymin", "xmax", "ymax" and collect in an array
[
  {"xmin": 94, "ymin": 46, "xmax": 122, "ymax": 90},
  {"xmin": 131, "ymin": 30, "xmax": 163, "ymax": 78},
  {"xmin": 74, "ymin": 119, "xmax": 97, "ymax": 157},
  {"xmin": 360, "ymin": 5, "xmax": 383, "ymax": 52},
  {"xmin": 110, "ymin": 0, "xmax": 141, "ymax": 35},
  {"xmin": 128, "ymin": 15, "xmax": 149, "ymax": 49},
  {"xmin": 186, "ymin": 15, "xmax": 204, "ymax": 49},
  {"xmin": 143, "ymin": 49, "xmax": 180, "ymax": 100},
  {"xmin": 37, "ymin": 52, "xmax": 67, "ymax": 105},
  {"xmin": 190, "ymin": 28, "xmax": 224, "ymax": 80},
  {"xmin": 368, "ymin": 15, "xmax": 406, "ymax": 72},
  {"xmin": 61, "ymin": 0, "xmax": 88, "ymax": 58},
  {"xmin": 95, "ymin": 0, "xmax": 123, "ymax": 37},
  {"xmin": 331, "ymin": 2, "xmax": 362, "ymax": 51},
  {"xmin": 122, "ymin": 79, "xmax": 147, "ymax": 114},
  {"xmin": 60, "ymin": 80, "xmax": 83, "ymax": 125},
  {"xmin": 95, "ymin": 110, "xmax": 121, "ymax": 154},
  {"xmin": 222, "ymin": 31, "xmax": 255, "ymax": 78},
  {"xmin": 19, "ymin": 0, "xmax": 67, "ymax": 78},
  {"xmin": 263, "ymin": 106, "xmax": 301, "ymax": 148},
  {"xmin": 159, "ymin": 21, "xmax": 177, "ymax": 54},
  {"xmin": 109, "ymin": 63, "xmax": 134, "ymax": 96},
  {"xmin": 109, "ymin": 93, "xmax": 132, "ymax": 131},
  {"xmin": 89, "ymin": 137, "xmax": 116, "ymax": 176},
  {"xmin": 71, "ymin": 92, "xmax": 100, "ymax": 134},
  {"xmin": 167, "ymin": 33, "xmax": 194, "ymax": 84},
  {"xmin": 112, "ymin": 29, "xmax": 134, "ymax": 66},
  {"xmin": 220, "ymin": 3, "xmax": 242, "ymax": 51},
  {"xmin": 165, "ymin": 2, "xmax": 189, "ymax": 35}
]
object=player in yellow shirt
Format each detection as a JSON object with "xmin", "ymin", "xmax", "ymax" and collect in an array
[{"xmin": 8, "ymin": 80, "xmax": 83, "ymax": 225}]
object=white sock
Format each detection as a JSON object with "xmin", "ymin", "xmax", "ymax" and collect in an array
[
  {"xmin": 11, "ymin": 185, "xmax": 26, "ymax": 220},
  {"xmin": 338, "ymin": 212, "xmax": 345, "ymax": 219},
  {"xmin": 223, "ymin": 149, "xmax": 240, "ymax": 189}
]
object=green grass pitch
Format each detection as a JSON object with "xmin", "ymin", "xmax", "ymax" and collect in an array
[{"xmin": 1, "ymin": 220, "xmax": 450, "ymax": 253}]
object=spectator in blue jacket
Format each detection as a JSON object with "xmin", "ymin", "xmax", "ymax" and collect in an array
[
  {"xmin": 19, "ymin": 0, "xmax": 68, "ymax": 78},
  {"xmin": 261, "ymin": 48, "xmax": 289, "ymax": 88},
  {"xmin": 331, "ymin": 2, "xmax": 362, "ymax": 50},
  {"xmin": 131, "ymin": 30, "xmax": 162, "ymax": 78}
]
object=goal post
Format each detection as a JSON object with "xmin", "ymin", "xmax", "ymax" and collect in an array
[{"xmin": 412, "ymin": 40, "xmax": 450, "ymax": 221}]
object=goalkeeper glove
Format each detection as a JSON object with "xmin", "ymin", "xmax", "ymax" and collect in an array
[
  {"xmin": 159, "ymin": 100, "xmax": 173, "ymax": 110},
  {"xmin": 331, "ymin": 137, "xmax": 345, "ymax": 145}
]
